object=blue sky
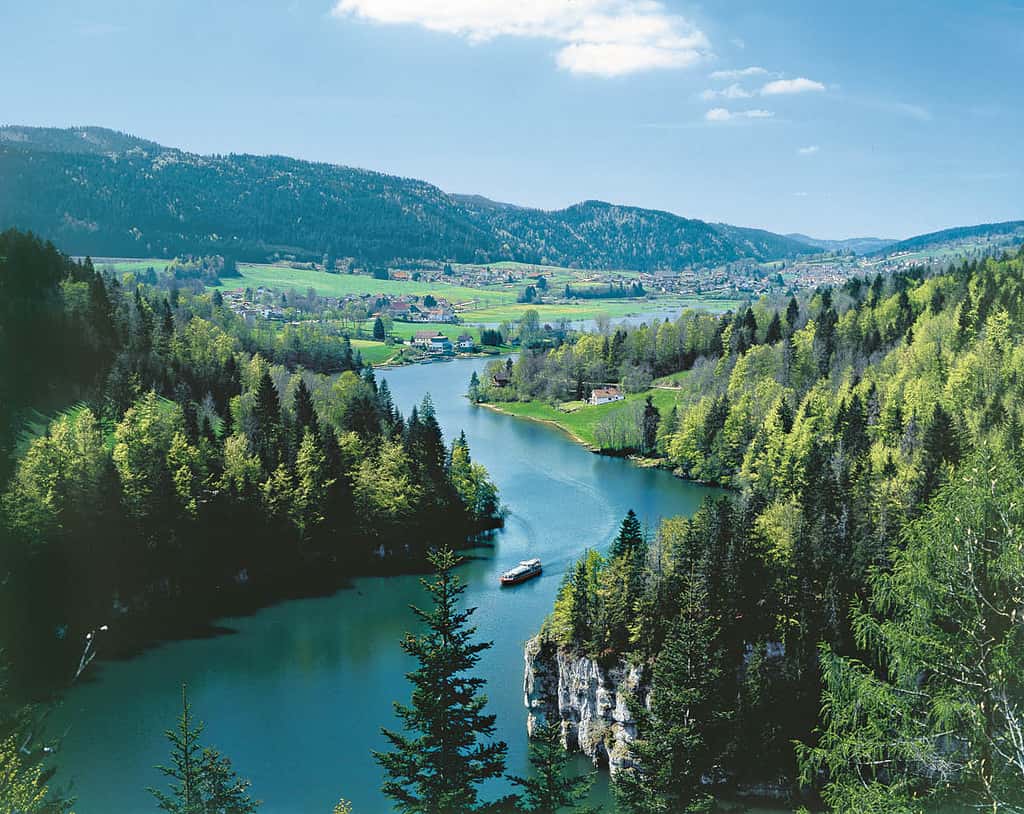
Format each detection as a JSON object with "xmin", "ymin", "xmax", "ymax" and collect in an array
[{"xmin": 1, "ymin": 0, "xmax": 1021, "ymax": 238}]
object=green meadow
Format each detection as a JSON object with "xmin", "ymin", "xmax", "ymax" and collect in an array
[{"xmin": 487, "ymin": 388, "xmax": 680, "ymax": 449}]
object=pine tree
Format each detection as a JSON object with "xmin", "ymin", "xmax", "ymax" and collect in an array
[
  {"xmin": 785, "ymin": 296, "xmax": 800, "ymax": 332},
  {"xmin": 149, "ymin": 685, "xmax": 260, "ymax": 814},
  {"xmin": 375, "ymin": 547, "xmax": 508, "ymax": 814},
  {"xmin": 799, "ymin": 447, "xmax": 1024, "ymax": 812},
  {"xmin": 250, "ymin": 371, "xmax": 282, "ymax": 470},
  {"xmin": 610, "ymin": 509, "xmax": 644, "ymax": 559},
  {"xmin": 614, "ymin": 571, "xmax": 726, "ymax": 814},
  {"xmin": 508, "ymin": 720, "xmax": 596, "ymax": 813},
  {"xmin": 373, "ymin": 316, "xmax": 386, "ymax": 341},
  {"xmin": 293, "ymin": 377, "xmax": 320, "ymax": 440},
  {"xmin": 641, "ymin": 396, "xmax": 660, "ymax": 456}
]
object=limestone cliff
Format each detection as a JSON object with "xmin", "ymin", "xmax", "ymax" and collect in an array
[{"xmin": 523, "ymin": 635, "xmax": 649, "ymax": 774}]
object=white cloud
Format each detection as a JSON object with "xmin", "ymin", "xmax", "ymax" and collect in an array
[
  {"xmin": 797, "ymin": 145, "xmax": 820, "ymax": 155},
  {"xmin": 332, "ymin": 0, "xmax": 711, "ymax": 77},
  {"xmin": 709, "ymin": 66, "xmax": 768, "ymax": 80},
  {"xmin": 705, "ymin": 107, "xmax": 773, "ymax": 121},
  {"xmin": 700, "ymin": 83, "xmax": 752, "ymax": 101},
  {"xmin": 761, "ymin": 77, "xmax": 825, "ymax": 95}
]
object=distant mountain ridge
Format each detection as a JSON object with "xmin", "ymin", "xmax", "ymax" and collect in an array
[
  {"xmin": 0, "ymin": 125, "xmax": 812, "ymax": 270},
  {"xmin": 878, "ymin": 220, "xmax": 1024, "ymax": 255},
  {"xmin": 786, "ymin": 233, "xmax": 897, "ymax": 255}
]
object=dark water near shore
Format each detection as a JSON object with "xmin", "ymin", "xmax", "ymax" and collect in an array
[{"xmin": 49, "ymin": 357, "xmax": 777, "ymax": 813}]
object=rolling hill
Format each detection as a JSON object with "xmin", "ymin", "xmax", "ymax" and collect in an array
[
  {"xmin": 878, "ymin": 220, "xmax": 1024, "ymax": 255},
  {"xmin": 0, "ymin": 125, "xmax": 812, "ymax": 270},
  {"xmin": 786, "ymin": 233, "xmax": 897, "ymax": 255}
]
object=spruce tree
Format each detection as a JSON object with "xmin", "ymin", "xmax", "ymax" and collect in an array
[
  {"xmin": 375, "ymin": 547, "xmax": 508, "ymax": 814},
  {"xmin": 293, "ymin": 377, "xmax": 319, "ymax": 439},
  {"xmin": 764, "ymin": 312, "xmax": 783, "ymax": 345},
  {"xmin": 609, "ymin": 509, "xmax": 644, "ymax": 559},
  {"xmin": 250, "ymin": 371, "xmax": 281, "ymax": 470},
  {"xmin": 508, "ymin": 720, "xmax": 596, "ymax": 813},
  {"xmin": 149, "ymin": 685, "xmax": 259, "ymax": 814},
  {"xmin": 614, "ymin": 571, "xmax": 726, "ymax": 814},
  {"xmin": 373, "ymin": 316, "xmax": 387, "ymax": 341}
]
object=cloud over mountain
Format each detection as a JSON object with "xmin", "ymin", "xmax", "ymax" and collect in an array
[{"xmin": 332, "ymin": 0, "xmax": 710, "ymax": 77}]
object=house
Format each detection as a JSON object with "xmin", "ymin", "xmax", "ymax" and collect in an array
[
  {"xmin": 457, "ymin": 333, "xmax": 475, "ymax": 351},
  {"xmin": 426, "ymin": 306, "xmax": 457, "ymax": 323},
  {"xmin": 589, "ymin": 386, "xmax": 624, "ymax": 406},
  {"xmin": 427, "ymin": 335, "xmax": 453, "ymax": 355},
  {"xmin": 492, "ymin": 368, "xmax": 511, "ymax": 387},
  {"xmin": 413, "ymin": 330, "xmax": 445, "ymax": 348}
]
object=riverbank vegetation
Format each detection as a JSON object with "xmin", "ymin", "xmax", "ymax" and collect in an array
[
  {"xmin": 535, "ymin": 248, "xmax": 1024, "ymax": 810},
  {"xmin": 0, "ymin": 230, "xmax": 502, "ymax": 696}
]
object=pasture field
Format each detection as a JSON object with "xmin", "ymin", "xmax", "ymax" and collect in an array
[
  {"xmin": 486, "ymin": 388, "xmax": 679, "ymax": 449},
  {"xmin": 349, "ymin": 338, "xmax": 398, "ymax": 365},
  {"xmin": 95, "ymin": 258, "xmax": 172, "ymax": 274},
  {"xmin": 218, "ymin": 264, "xmax": 517, "ymax": 310}
]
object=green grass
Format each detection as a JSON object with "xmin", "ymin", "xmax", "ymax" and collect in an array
[
  {"xmin": 95, "ymin": 258, "xmax": 172, "ymax": 274},
  {"xmin": 489, "ymin": 389, "xmax": 679, "ymax": 448},
  {"xmin": 349, "ymin": 339, "xmax": 399, "ymax": 365},
  {"xmin": 218, "ymin": 264, "xmax": 517, "ymax": 310}
]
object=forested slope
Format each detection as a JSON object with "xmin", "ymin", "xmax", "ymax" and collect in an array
[
  {"xmin": 0, "ymin": 230, "xmax": 501, "ymax": 688},
  {"xmin": 0, "ymin": 125, "xmax": 810, "ymax": 269},
  {"xmin": 515, "ymin": 249, "xmax": 1024, "ymax": 810}
]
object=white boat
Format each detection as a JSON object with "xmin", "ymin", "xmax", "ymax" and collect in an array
[{"xmin": 500, "ymin": 558, "xmax": 542, "ymax": 586}]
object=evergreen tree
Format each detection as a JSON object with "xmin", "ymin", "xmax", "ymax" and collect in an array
[
  {"xmin": 250, "ymin": 371, "xmax": 282, "ymax": 471},
  {"xmin": 764, "ymin": 312, "xmax": 783, "ymax": 345},
  {"xmin": 799, "ymin": 447, "xmax": 1024, "ymax": 813},
  {"xmin": 609, "ymin": 509, "xmax": 644, "ymax": 559},
  {"xmin": 614, "ymin": 571, "xmax": 726, "ymax": 814},
  {"xmin": 375, "ymin": 547, "xmax": 508, "ymax": 814},
  {"xmin": 785, "ymin": 296, "xmax": 800, "ymax": 332},
  {"xmin": 149, "ymin": 685, "xmax": 260, "ymax": 814},
  {"xmin": 508, "ymin": 720, "xmax": 596, "ymax": 813},
  {"xmin": 293, "ymin": 377, "xmax": 320, "ymax": 439},
  {"xmin": 373, "ymin": 316, "xmax": 387, "ymax": 341},
  {"xmin": 641, "ymin": 396, "xmax": 660, "ymax": 456}
]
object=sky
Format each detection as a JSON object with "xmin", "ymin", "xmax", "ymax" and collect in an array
[{"xmin": 1, "ymin": 0, "xmax": 1022, "ymax": 239}]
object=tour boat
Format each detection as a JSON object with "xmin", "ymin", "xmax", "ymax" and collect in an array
[{"xmin": 500, "ymin": 558, "xmax": 542, "ymax": 586}]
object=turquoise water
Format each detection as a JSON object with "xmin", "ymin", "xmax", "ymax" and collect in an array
[{"xmin": 50, "ymin": 357, "xmax": 731, "ymax": 813}]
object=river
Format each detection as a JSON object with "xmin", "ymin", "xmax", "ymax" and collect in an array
[{"xmin": 49, "ymin": 357, "xmax": 773, "ymax": 813}]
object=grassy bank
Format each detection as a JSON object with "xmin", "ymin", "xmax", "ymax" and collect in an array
[{"xmin": 481, "ymin": 388, "xmax": 680, "ymax": 450}]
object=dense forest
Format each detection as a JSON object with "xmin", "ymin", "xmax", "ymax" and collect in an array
[
  {"xmin": 0, "ymin": 229, "xmax": 502, "ymax": 692},
  {"xmin": 511, "ymin": 248, "xmax": 1024, "ymax": 811},
  {"xmin": 0, "ymin": 126, "xmax": 812, "ymax": 269}
]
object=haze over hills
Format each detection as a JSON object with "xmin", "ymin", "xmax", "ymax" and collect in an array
[
  {"xmin": 0, "ymin": 125, "xmax": 814, "ymax": 270},
  {"xmin": 785, "ymin": 233, "xmax": 898, "ymax": 255},
  {"xmin": 878, "ymin": 220, "xmax": 1024, "ymax": 256}
]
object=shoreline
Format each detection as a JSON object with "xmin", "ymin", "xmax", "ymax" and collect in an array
[{"xmin": 477, "ymin": 400, "xmax": 731, "ymax": 489}]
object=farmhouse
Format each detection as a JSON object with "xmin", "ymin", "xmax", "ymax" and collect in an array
[
  {"xmin": 589, "ymin": 386, "xmax": 624, "ymax": 406},
  {"xmin": 457, "ymin": 333, "xmax": 475, "ymax": 351},
  {"xmin": 413, "ymin": 330, "xmax": 445, "ymax": 348}
]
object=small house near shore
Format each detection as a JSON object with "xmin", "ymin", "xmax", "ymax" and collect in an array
[{"xmin": 589, "ymin": 386, "xmax": 624, "ymax": 406}]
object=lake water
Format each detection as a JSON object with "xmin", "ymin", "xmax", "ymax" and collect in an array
[{"xmin": 49, "ymin": 357, "xmax": 753, "ymax": 813}]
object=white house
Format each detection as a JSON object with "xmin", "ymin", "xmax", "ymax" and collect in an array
[{"xmin": 589, "ymin": 386, "xmax": 624, "ymax": 406}]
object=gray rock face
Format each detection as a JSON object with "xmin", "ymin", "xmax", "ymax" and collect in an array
[{"xmin": 523, "ymin": 635, "xmax": 649, "ymax": 775}]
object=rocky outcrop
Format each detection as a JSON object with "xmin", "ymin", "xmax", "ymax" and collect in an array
[{"xmin": 524, "ymin": 635, "xmax": 649, "ymax": 774}]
